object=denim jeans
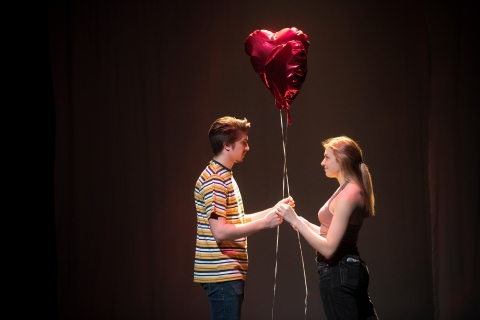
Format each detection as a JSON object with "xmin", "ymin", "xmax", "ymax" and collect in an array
[
  {"xmin": 201, "ymin": 280, "xmax": 245, "ymax": 320},
  {"xmin": 317, "ymin": 255, "xmax": 378, "ymax": 320}
]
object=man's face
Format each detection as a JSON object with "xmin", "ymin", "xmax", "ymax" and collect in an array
[{"xmin": 230, "ymin": 133, "xmax": 249, "ymax": 164}]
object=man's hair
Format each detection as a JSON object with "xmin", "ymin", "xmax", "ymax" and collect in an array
[{"xmin": 209, "ymin": 116, "xmax": 251, "ymax": 156}]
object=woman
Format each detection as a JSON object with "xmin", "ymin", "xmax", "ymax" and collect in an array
[{"xmin": 276, "ymin": 136, "xmax": 378, "ymax": 320}]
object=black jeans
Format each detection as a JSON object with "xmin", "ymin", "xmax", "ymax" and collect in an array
[{"xmin": 317, "ymin": 255, "xmax": 378, "ymax": 320}]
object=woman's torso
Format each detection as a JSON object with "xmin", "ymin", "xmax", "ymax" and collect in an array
[{"xmin": 317, "ymin": 180, "xmax": 366, "ymax": 263}]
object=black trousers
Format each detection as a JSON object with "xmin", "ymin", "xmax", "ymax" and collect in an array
[{"xmin": 317, "ymin": 254, "xmax": 378, "ymax": 320}]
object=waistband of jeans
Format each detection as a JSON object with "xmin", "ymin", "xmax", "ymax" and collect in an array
[{"xmin": 316, "ymin": 245, "xmax": 360, "ymax": 265}]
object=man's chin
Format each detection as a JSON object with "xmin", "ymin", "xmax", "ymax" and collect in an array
[{"xmin": 235, "ymin": 157, "xmax": 245, "ymax": 164}]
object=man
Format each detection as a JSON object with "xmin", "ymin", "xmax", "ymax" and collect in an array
[{"xmin": 194, "ymin": 116, "xmax": 293, "ymax": 320}]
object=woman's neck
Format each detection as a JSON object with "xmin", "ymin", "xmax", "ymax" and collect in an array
[{"xmin": 336, "ymin": 171, "xmax": 346, "ymax": 186}]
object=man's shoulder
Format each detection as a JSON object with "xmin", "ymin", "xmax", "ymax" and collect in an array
[
  {"xmin": 202, "ymin": 161, "xmax": 231, "ymax": 179},
  {"xmin": 197, "ymin": 161, "xmax": 231, "ymax": 186}
]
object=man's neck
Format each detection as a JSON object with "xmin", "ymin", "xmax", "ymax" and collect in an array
[{"xmin": 213, "ymin": 155, "xmax": 234, "ymax": 170}]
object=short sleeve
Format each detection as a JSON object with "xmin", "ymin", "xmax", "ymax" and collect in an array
[{"xmin": 205, "ymin": 174, "xmax": 228, "ymax": 219}]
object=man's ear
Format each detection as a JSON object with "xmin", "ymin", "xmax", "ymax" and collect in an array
[{"xmin": 223, "ymin": 142, "xmax": 231, "ymax": 152}]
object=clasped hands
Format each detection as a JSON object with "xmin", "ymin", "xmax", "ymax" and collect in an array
[
  {"xmin": 262, "ymin": 197, "xmax": 293, "ymax": 228},
  {"xmin": 263, "ymin": 196, "xmax": 298, "ymax": 229},
  {"xmin": 273, "ymin": 196, "xmax": 304, "ymax": 230}
]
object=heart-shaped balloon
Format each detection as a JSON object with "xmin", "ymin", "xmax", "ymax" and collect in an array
[{"xmin": 245, "ymin": 27, "xmax": 309, "ymax": 125}]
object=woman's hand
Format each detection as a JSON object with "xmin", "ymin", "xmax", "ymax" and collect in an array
[{"xmin": 275, "ymin": 203, "xmax": 298, "ymax": 224}]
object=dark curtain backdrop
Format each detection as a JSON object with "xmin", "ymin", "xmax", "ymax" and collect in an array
[{"xmin": 48, "ymin": 0, "xmax": 479, "ymax": 319}]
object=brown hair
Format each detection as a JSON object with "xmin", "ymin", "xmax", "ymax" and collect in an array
[
  {"xmin": 209, "ymin": 116, "xmax": 251, "ymax": 156},
  {"xmin": 322, "ymin": 136, "xmax": 375, "ymax": 217}
]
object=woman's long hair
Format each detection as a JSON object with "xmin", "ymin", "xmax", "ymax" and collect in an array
[{"xmin": 322, "ymin": 136, "xmax": 375, "ymax": 217}]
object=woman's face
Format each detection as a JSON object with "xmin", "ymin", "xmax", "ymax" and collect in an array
[{"xmin": 321, "ymin": 147, "xmax": 341, "ymax": 178}]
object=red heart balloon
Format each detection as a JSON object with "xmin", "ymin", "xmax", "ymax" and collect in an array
[{"xmin": 245, "ymin": 27, "xmax": 309, "ymax": 125}]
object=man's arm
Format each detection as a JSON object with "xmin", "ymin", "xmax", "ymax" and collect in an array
[
  {"xmin": 209, "ymin": 197, "xmax": 293, "ymax": 242},
  {"xmin": 209, "ymin": 209, "xmax": 281, "ymax": 242}
]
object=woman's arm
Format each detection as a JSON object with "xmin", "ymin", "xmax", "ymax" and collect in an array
[{"xmin": 295, "ymin": 216, "xmax": 320, "ymax": 234}]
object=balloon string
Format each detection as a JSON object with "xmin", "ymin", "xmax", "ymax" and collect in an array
[
  {"xmin": 272, "ymin": 110, "xmax": 308, "ymax": 320},
  {"xmin": 298, "ymin": 230, "xmax": 308, "ymax": 320},
  {"xmin": 271, "ymin": 111, "xmax": 284, "ymax": 319},
  {"xmin": 272, "ymin": 220, "xmax": 279, "ymax": 320},
  {"xmin": 281, "ymin": 111, "xmax": 289, "ymax": 198}
]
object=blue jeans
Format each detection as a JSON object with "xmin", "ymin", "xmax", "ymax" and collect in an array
[
  {"xmin": 317, "ymin": 255, "xmax": 378, "ymax": 320},
  {"xmin": 201, "ymin": 280, "xmax": 245, "ymax": 320}
]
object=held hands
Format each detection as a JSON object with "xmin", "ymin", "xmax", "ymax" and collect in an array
[
  {"xmin": 263, "ymin": 197, "xmax": 295, "ymax": 229},
  {"xmin": 276, "ymin": 196, "xmax": 295, "ymax": 208},
  {"xmin": 263, "ymin": 208, "xmax": 283, "ymax": 229},
  {"xmin": 273, "ymin": 197, "xmax": 312, "ymax": 232},
  {"xmin": 275, "ymin": 201, "xmax": 298, "ymax": 224}
]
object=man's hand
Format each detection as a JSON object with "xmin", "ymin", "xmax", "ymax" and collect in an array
[
  {"xmin": 262, "ymin": 209, "xmax": 283, "ymax": 229},
  {"xmin": 276, "ymin": 196, "xmax": 295, "ymax": 208}
]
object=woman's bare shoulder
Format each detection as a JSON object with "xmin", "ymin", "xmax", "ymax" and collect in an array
[
  {"xmin": 338, "ymin": 182, "xmax": 363, "ymax": 202},
  {"xmin": 333, "ymin": 183, "xmax": 366, "ymax": 221}
]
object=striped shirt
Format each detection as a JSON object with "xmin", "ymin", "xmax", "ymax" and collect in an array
[{"xmin": 193, "ymin": 159, "xmax": 248, "ymax": 283}]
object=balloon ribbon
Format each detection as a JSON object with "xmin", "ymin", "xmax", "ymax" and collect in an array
[{"xmin": 272, "ymin": 109, "xmax": 308, "ymax": 320}]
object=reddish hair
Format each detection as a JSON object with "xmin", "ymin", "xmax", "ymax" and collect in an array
[{"xmin": 322, "ymin": 136, "xmax": 375, "ymax": 217}]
